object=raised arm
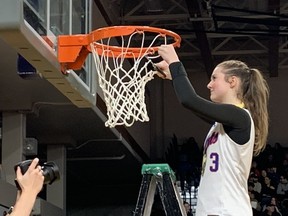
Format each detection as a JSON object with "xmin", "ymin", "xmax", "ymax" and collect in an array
[
  {"xmin": 9, "ymin": 158, "xmax": 44, "ymax": 216},
  {"xmin": 156, "ymin": 45, "xmax": 250, "ymax": 128}
]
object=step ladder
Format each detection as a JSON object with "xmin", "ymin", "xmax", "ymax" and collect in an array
[{"xmin": 133, "ymin": 164, "xmax": 186, "ymax": 216}]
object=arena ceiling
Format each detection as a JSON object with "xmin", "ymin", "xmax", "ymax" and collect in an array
[{"xmin": 95, "ymin": 0, "xmax": 288, "ymax": 77}]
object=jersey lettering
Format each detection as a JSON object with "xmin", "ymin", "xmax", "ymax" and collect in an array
[{"xmin": 210, "ymin": 152, "xmax": 219, "ymax": 172}]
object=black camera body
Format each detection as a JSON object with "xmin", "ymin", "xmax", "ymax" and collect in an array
[{"xmin": 14, "ymin": 159, "xmax": 60, "ymax": 185}]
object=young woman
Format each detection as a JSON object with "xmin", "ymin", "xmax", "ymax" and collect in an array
[{"xmin": 156, "ymin": 45, "xmax": 269, "ymax": 216}]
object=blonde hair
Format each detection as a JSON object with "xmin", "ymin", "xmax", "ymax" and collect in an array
[{"xmin": 217, "ymin": 60, "xmax": 269, "ymax": 156}]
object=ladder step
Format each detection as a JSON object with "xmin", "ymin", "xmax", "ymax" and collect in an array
[{"xmin": 141, "ymin": 163, "xmax": 176, "ymax": 181}]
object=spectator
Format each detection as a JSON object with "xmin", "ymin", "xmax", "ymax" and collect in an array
[
  {"xmin": 249, "ymin": 182, "xmax": 261, "ymax": 212},
  {"xmin": 261, "ymin": 197, "xmax": 282, "ymax": 216},
  {"xmin": 261, "ymin": 176, "xmax": 276, "ymax": 206},
  {"xmin": 267, "ymin": 166, "xmax": 280, "ymax": 187},
  {"xmin": 183, "ymin": 201, "xmax": 193, "ymax": 216},
  {"xmin": 278, "ymin": 159, "xmax": 288, "ymax": 177},
  {"xmin": 259, "ymin": 169, "xmax": 268, "ymax": 186},
  {"xmin": 249, "ymin": 181, "xmax": 261, "ymax": 203},
  {"xmin": 253, "ymin": 174, "xmax": 262, "ymax": 194},
  {"xmin": 251, "ymin": 160, "xmax": 261, "ymax": 177},
  {"xmin": 261, "ymin": 204, "xmax": 281, "ymax": 216},
  {"xmin": 276, "ymin": 175, "xmax": 288, "ymax": 201}
]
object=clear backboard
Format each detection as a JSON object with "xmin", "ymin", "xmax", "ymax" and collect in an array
[{"xmin": 0, "ymin": 0, "xmax": 95, "ymax": 108}]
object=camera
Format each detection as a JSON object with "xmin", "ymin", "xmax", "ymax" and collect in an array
[{"xmin": 14, "ymin": 159, "xmax": 60, "ymax": 185}]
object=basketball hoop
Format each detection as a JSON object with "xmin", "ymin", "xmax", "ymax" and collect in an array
[{"xmin": 58, "ymin": 26, "xmax": 181, "ymax": 127}]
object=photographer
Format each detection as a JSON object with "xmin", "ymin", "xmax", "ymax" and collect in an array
[{"xmin": 4, "ymin": 158, "xmax": 44, "ymax": 216}]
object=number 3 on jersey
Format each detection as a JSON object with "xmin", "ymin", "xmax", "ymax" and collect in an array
[{"xmin": 210, "ymin": 152, "xmax": 219, "ymax": 172}]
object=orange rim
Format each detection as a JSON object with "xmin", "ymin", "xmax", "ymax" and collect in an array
[
  {"xmin": 57, "ymin": 25, "xmax": 181, "ymax": 71},
  {"xmin": 87, "ymin": 26, "xmax": 181, "ymax": 58}
]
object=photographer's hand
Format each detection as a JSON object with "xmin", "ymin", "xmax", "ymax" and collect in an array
[
  {"xmin": 16, "ymin": 158, "xmax": 44, "ymax": 194},
  {"xmin": 10, "ymin": 158, "xmax": 44, "ymax": 216}
]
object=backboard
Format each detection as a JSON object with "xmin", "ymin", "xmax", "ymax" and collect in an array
[{"xmin": 0, "ymin": 0, "xmax": 95, "ymax": 108}]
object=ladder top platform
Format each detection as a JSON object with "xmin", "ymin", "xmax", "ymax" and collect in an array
[{"xmin": 141, "ymin": 164, "xmax": 176, "ymax": 181}]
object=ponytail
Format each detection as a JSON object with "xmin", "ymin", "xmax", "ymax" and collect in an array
[
  {"xmin": 218, "ymin": 60, "xmax": 269, "ymax": 156},
  {"xmin": 243, "ymin": 68, "xmax": 269, "ymax": 156}
]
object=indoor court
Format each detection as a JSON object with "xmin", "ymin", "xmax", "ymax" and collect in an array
[{"xmin": 0, "ymin": 0, "xmax": 288, "ymax": 215}]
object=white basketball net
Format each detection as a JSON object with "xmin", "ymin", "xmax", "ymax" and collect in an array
[{"xmin": 91, "ymin": 30, "xmax": 169, "ymax": 127}]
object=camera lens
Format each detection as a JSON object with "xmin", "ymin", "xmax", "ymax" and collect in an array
[{"xmin": 41, "ymin": 161, "xmax": 60, "ymax": 185}]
